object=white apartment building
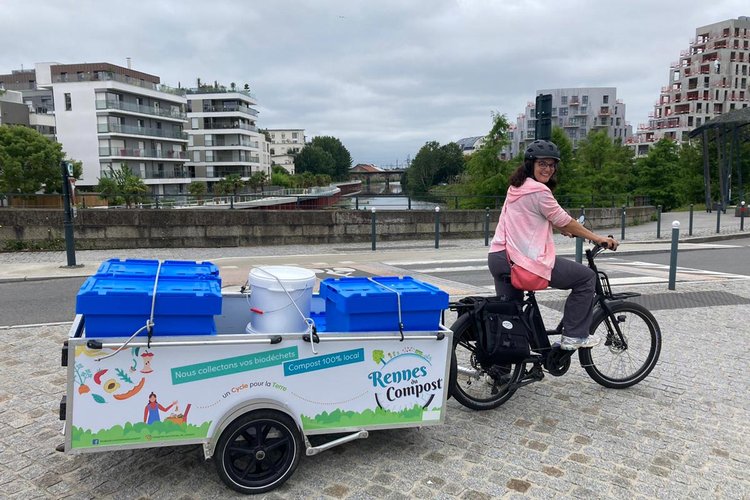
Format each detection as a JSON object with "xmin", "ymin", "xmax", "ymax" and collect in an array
[
  {"xmin": 629, "ymin": 16, "xmax": 750, "ymax": 157},
  {"xmin": 267, "ymin": 128, "xmax": 306, "ymax": 174},
  {"xmin": 28, "ymin": 62, "xmax": 190, "ymax": 194},
  {"xmin": 185, "ymin": 87, "xmax": 271, "ymax": 190},
  {"xmin": 516, "ymin": 87, "xmax": 632, "ymax": 153}
]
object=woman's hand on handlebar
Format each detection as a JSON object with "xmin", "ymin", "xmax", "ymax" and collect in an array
[{"xmin": 596, "ymin": 235, "xmax": 619, "ymax": 251}]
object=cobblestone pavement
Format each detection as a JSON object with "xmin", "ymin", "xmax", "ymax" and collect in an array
[{"xmin": 1, "ymin": 278, "xmax": 748, "ymax": 499}]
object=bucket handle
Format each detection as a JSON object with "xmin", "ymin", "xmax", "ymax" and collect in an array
[{"xmin": 251, "ymin": 267, "xmax": 318, "ymax": 353}]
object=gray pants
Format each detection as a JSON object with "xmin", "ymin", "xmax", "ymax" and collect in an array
[{"xmin": 487, "ymin": 250, "xmax": 596, "ymax": 338}]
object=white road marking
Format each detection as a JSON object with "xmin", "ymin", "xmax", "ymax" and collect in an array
[{"xmin": 0, "ymin": 321, "xmax": 73, "ymax": 330}]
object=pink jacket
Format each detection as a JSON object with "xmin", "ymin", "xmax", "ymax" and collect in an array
[{"xmin": 489, "ymin": 178, "xmax": 573, "ymax": 280}]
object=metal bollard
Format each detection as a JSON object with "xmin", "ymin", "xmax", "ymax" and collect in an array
[
  {"xmin": 434, "ymin": 206, "xmax": 440, "ymax": 249},
  {"xmin": 716, "ymin": 205, "xmax": 721, "ymax": 234},
  {"xmin": 689, "ymin": 204, "xmax": 694, "ymax": 236},
  {"xmin": 575, "ymin": 237, "xmax": 583, "ymax": 264},
  {"xmin": 620, "ymin": 206, "xmax": 626, "ymax": 241},
  {"xmin": 484, "ymin": 208, "xmax": 490, "ymax": 246},
  {"xmin": 668, "ymin": 221, "xmax": 680, "ymax": 291},
  {"xmin": 355, "ymin": 197, "xmax": 359, "ymax": 210},
  {"xmin": 656, "ymin": 205, "xmax": 662, "ymax": 239},
  {"xmin": 371, "ymin": 207, "xmax": 376, "ymax": 251},
  {"xmin": 408, "ymin": 197, "xmax": 412, "ymax": 210},
  {"xmin": 741, "ymin": 201, "xmax": 746, "ymax": 231}
]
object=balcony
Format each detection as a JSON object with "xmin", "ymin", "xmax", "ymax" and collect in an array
[
  {"xmin": 98, "ymin": 123, "xmax": 188, "ymax": 140},
  {"xmin": 201, "ymin": 104, "xmax": 259, "ymax": 117},
  {"xmin": 54, "ymin": 71, "xmax": 185, "ymax": 96},
  {"xmin": 199, "ymin": 121, "xmax": 258, "ymax": 132},
  {"xmin": 96, "ymin": 99, "xmax": 187, "ymax": 120},
  {"xmin": 99, "ymin": 147, "xmax": 188, "ymax": 160},
  {"xmin": 144, "ymin": 167, "xmax": 193, "ymax": 179},
  {"xmin": 185, "ymin": 86, "xmax": 256, "ymax": 101}
]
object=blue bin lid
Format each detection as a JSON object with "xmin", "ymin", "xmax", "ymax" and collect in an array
[
  {"xmin": 319, "ymin": 276, "xmax": 448, "ymax": 313},
  {"xmin": 76, "ymin": 276, "xmax": 222, "ymax": 315},
  {"xmin": 95, "ymin": 258, "xmax": 220, "ymax": 280}
]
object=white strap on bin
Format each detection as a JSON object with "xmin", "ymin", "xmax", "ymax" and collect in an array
[{"xmin": 367, "ymin": 277, "xmax": 404, "ymax": 341}]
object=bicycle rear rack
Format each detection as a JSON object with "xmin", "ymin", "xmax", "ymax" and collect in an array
[{"xmin": 598, "ymin": 271, "xmax": 640, "ymax": 300}]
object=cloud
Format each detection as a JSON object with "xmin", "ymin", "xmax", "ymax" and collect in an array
[{"xmin": 1, "ymin": 0, "xmax": 747, "ymax": 164}]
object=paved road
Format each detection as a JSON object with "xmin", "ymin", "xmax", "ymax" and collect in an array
[
  {"xmin": 3, "ymin": 239, "xmax": 750, "ymax": 327},
  {"xmin": 0, "ymin": 209, "xmax": 749, "ymax": 498},
  {"xmin": 1, "ymin": 278, "xmax": 748, "ymax": 498}
]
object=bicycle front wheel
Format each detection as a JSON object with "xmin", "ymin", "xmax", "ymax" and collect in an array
[
  {"xmin": 449, "ymin": 313, "xmax": 524, "ymax": 410},
  {"xmin": 579, "ymin": 301, "xmax": 661, "ymax": 388}
]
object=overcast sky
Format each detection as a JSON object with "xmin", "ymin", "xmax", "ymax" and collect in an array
[{"xmin": 1, "ymin": 1, "xmax": 747, "ymax": 166}]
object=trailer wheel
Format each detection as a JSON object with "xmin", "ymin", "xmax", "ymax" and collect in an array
[{"xmin": 214, "ymin": 409, "xmax": 303, "ymax": 494}]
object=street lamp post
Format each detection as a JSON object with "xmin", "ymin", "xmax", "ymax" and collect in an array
[{"xmin": 61, "ymin": 161, "xmax": 77, "ymax": 267}]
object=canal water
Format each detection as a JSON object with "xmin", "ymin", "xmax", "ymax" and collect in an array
[{"xmin": 335, "ymin": 182, "xmax": 439, "ymax": 210}]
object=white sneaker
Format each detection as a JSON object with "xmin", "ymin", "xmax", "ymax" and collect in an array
[{"xmin": 560, "ymin": 335, "xmax": 601, "ymax": 350}]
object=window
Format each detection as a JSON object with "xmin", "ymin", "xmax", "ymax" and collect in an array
[
  {"xmin": 191, "ymin": 118, "xmax": 199, "ymax": 129},
  {"xmin": 561, "ymin": 96, "xmax": 567, "ymax": 105},
  {"xmin": 559, "ymin": 107, "xmax": 568, "ymax": 116},
  {"xmin": 582, "ymin": 95, "xmax": 588, "ymax": 104},
  {"xmin": 64, "ymin": 93, "xmax": 72, "ymax": 111},
  {"xmin": 292, "ymin": 132, "xmax": 298, "ymax": 139},
  {"xmin": 205, "ymin": 134, "xmax": 213, "ymax": 146},
  {"xmin": 603, "ymin": 95, "xmax": 609, "ymax": 104}
]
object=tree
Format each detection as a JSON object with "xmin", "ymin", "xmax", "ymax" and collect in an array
[
  {"xmin": 224, "ymin": 174, "xmax": 245, "ymax": 197},
  {"xmin": 187, "ymin": 181, "xmax": 207, "ymax": 205},
  {"xmin": 675, "ymin": 142, "xmax": 706, "ymax": 205},
  {"xmin": 295, "ymin": 145, "xmax": 335, "ymax": 177},
  {"xmin": 405, "ymin": 141, "xmax": 443, "ymax": 195},
  {"xmin": 460, "ymin": 113, "xmax": 513, "ymax": 205},
  {"xmin": 0, "ymin": 125, "xmax": 65, "ymax": 193},
  {"xmin": 570, "ymin": 130, "xmax": 634, "ymax": 205},
  {"xmin": 96, "ymin": 165, "xmax": 147, "ymax": 208},
  {"xmin": 630, "ymin": 139, "xmax": 683, "ymax": 211},
  {"xmin": 309, "ymin": 136, "xmax": 352, "ymax": 179},
  {"xmin": 246, "ymin": 171, "xmax": 268, "ymax": 193},
  {"xmin": 213, "ymin": 178, "xmax": 232, "ymax": 196}
]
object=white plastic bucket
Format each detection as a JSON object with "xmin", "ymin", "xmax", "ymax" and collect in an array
[{"xmin": 246, "ymin": 266, "xmax": 316, "ymax": 334}]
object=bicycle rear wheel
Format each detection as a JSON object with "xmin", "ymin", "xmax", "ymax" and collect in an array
[
  {"xmin": 449, "ymin": 313, "xmax": 523, "ymax": 410},
  {"xmin": 579, "ymin": 301, "xmax": 661, "ymax": 388}
]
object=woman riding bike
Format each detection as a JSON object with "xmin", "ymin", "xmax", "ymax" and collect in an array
[{"xmin": 488, "ymin": 139, "xmax": 619, "ymax": 350}]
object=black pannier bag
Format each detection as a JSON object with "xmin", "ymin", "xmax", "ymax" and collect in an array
[{"xmin": 461, "ymin": 296, "xmax": 531, "ymax": 364}]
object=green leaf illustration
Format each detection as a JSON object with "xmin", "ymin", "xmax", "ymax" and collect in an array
[{"xmin": 91, "ymin": 393, "xmax": 106, "ymax": 404}]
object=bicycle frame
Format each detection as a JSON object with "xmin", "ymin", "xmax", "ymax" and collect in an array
[
  {"xmin": 448, "ymin": 242, "xmax": 662, "ymax": 410},
  {"xmin": 509, "ymin": 244, "xmax": 642, "ymax": 379}
]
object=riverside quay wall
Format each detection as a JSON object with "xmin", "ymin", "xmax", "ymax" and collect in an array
[{"xmin": 0, "ymin": 206, "xmax": 655, "ymax": 250}]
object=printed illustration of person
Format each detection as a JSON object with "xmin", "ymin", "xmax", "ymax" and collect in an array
[{"xmin": 143, "ymin": 392, "xmax": 177, "ymax": 424}]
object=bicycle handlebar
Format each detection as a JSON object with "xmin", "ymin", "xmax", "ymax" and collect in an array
[{"xmin": 589, "ymin": 235, "xmax": 616, "ymax": 259}]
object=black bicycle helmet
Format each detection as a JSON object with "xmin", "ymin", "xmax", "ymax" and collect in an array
[{"xmin": 524, "ymin": 140, "xmax": 561, "ymax": 161}]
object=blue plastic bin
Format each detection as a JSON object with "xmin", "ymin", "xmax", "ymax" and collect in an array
[
  {"xmin": 319, "ymin": 276, "xmax": 449, "ymax": 332},
  {"xmin": 77, "ymin": 276, "xmax": 222, "ymax": 337},
  {"xmin": 95, "ymin": 259, "xmax": 220, "ymax": 283}
]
